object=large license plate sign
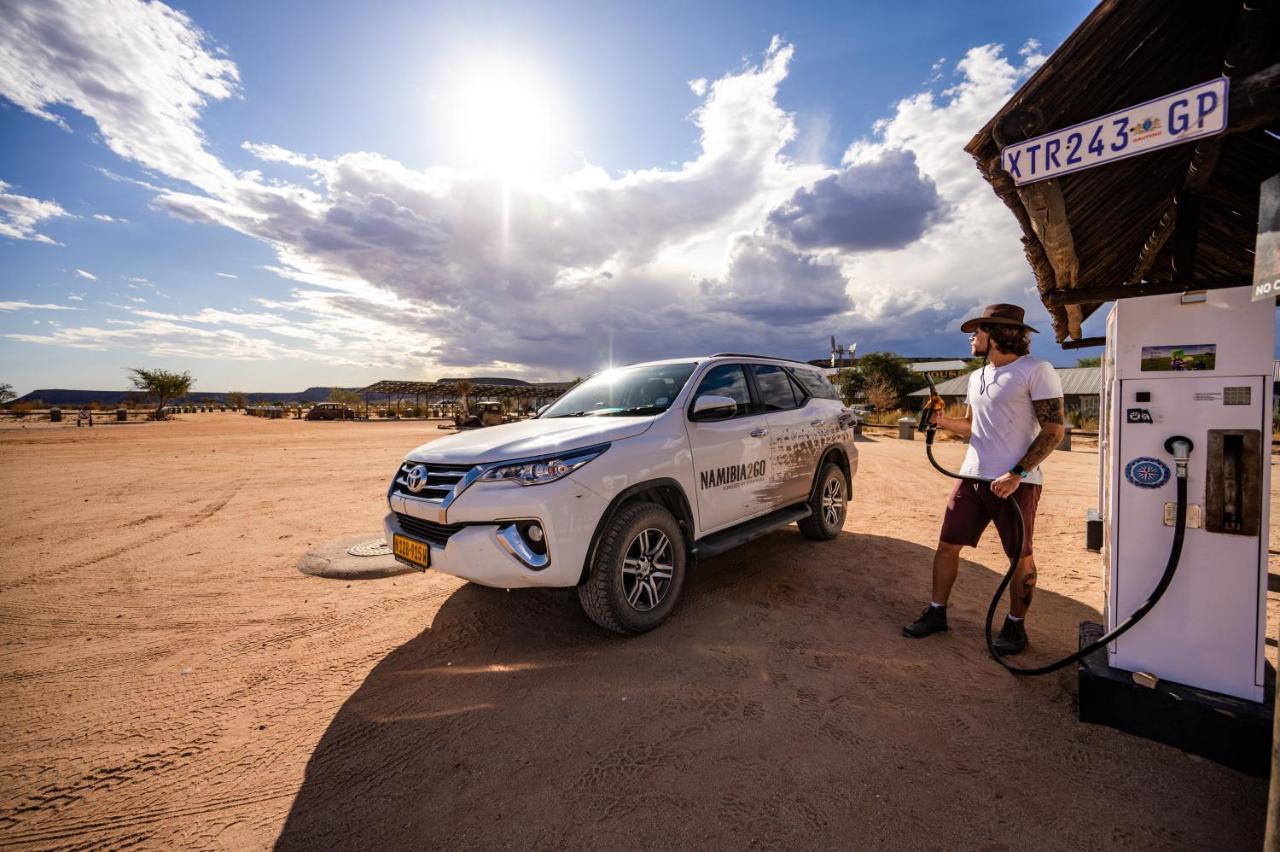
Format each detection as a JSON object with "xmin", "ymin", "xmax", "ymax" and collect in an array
[
  {"xmin": 1001, "ymin": 78, "xmax": 1228, "ymax": 186},
  {"xmin": 392, "ymin": 534, "xmax": 430, "ymax": 569}
]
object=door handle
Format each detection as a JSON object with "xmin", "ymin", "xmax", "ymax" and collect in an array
[{"xmin": 750, "ymin": 427, "xmax": 768, "ymax": 438}]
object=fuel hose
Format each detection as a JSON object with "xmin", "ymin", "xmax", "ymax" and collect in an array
[{"xmin": 923, "ymin": 425, "xmax": 1190, "ymax": 677}]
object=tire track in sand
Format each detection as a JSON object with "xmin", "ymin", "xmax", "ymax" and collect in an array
[{"xmin": 0, "ymin": 482, "xmax": 244, "ymax": 594}]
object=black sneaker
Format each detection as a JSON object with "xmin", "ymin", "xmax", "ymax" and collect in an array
[
  {"xmin": 903, "ymin": 605, "xmax": 948, "ymax": 638},
  {"xmin": 992, "ymin": 616, "xmax": 1028, "ymax": 656}
]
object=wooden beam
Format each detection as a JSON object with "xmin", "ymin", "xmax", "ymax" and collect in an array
[
  {"xmin": 1126, "ymin": 2, "xmax": 1273, "ymax": 286},
  {"xmin": 1047, "ymin": 276, "xmax": 1252, "ymax": 306},
  {"xmin": 1226, "ymin": 62, "xmax": 1280, "ymax": 136},
  {"xmin": 1171, "ymin": 190, "xmax": 1202, "ymax": 281},
  {"xmin": 1061, "ymin": 337, "xmax": 1107, "ymax": 350},
  {"xmin": 993, "ymin": 107, "xmax": 1084, "ymax": 338}
]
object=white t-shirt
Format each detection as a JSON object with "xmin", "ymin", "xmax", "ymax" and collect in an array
[{"xmin": 959, "ymin": 355, "xmax": 1064, "ymax": 485}]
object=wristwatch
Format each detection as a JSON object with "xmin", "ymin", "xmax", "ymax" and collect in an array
[{"xmin": 1010, "ymin": 464, "xmax": 1029, "ymax": 479}]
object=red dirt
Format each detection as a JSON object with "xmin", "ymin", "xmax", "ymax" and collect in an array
[{"xmin": 0, "ymin": 413, "xmax": 1274, "ymax": 849}]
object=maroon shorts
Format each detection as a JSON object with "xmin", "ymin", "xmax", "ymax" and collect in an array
[{"xmin": 939, "ymin": 480, "xmax": 1041, "ymax": 559}]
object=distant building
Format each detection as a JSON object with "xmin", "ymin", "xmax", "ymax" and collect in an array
[{"xmin": 909, "ymin": 360, "xmax": 969, "ymax": 380}]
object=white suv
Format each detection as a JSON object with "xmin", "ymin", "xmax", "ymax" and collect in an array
[{"xmin": 385, "ymin": 355, "xmax": 858, "ymax": 633}]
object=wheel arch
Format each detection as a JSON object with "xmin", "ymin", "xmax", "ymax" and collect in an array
[
  {"xmin": 810, "ymin": 445, "xmax": 851, "ymax": 501},
  {"xmin": 578, "ymin": 478, "xmax": 695, "ymax": 585}
]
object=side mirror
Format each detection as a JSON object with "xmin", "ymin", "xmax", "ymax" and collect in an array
[{"xmin": 691, "ymin": 394, "xmax": 739, "ymax": 421}]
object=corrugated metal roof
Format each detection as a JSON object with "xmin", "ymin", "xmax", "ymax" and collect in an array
[
  {"xmin": 910, "ymin": 360, "xmax": 969, "ymax": 372},
  {"xmin": 910, "ymin": 366, "xmax": 1102, "ymax": 397}
]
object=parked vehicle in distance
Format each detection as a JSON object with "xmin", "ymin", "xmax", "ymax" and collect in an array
[
  {"xmin": 454, "ymin": 400, "xmax": 506, "ymax": 429},
  {"xmin": 306, "ymin": 402, "xmax": 357, "ymax": 421},
  {"xmin": 385, "ymin": 354, "xmax": 858, "ymax": 633}
]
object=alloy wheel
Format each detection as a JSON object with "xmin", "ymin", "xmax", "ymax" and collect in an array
[
  {"xmin": 621, "ymin": 528, "xmax": 674, "ymax": 611},
  {"xmin": 822, "ymin": 476, "xmax": 845, "ymax": 528}
]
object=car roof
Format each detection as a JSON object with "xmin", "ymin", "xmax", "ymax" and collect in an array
[{"xmin": 600, "ymin": 354, "xmax": 821, "ymax": 370}]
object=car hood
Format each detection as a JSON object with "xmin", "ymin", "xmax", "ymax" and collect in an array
[{"xmin": 405, "ymin": 416, "xmax": 657, "ymax": 465}]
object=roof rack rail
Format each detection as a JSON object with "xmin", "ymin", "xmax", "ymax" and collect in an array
[{"xmin": 709, "ymin": 353, "xmax": 818, "ymax": 367}]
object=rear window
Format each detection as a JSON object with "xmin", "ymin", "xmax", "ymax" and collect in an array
[
  {"xmin": 752, "ymin": 364, "xmax": 802, "ymax": 412},
  {"xmin": 790, "ymin": 367, "xmax": 839, "ymax": 400}
]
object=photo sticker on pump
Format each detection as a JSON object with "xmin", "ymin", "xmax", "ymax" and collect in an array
[{"xmin": 1140, "ymin": 344, "xmax": 1215, "ymax": 372}]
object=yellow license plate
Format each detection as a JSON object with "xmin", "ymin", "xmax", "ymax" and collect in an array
[{"xmin": 392, "ymin": 534, "xmax": 430, "ymax": 569}]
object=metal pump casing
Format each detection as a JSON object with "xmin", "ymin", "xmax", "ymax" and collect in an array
[{"xmin": 1099, "ymin": 287, "xmax": 1272, "ymax": 702}]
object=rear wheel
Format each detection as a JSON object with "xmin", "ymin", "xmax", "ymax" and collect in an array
[
  {"xmin": 578, "ymin": 502, "xmax": 687, "ymax": 634},
  {"xmin": 798, "ymin": 462, "xmax": 847, "ymax": 540}
]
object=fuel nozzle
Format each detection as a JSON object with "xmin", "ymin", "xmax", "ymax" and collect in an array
[
  {"xmin": 1164, "ymin": 435, "xmax": 1194, "ymax": 477},
  {"xmin": 916, "ymin": 373, "xmax": 944, "ymax": 436}
]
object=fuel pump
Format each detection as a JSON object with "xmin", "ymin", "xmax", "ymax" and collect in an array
[{"xmin": 1098, "ymin": 286, "xmax": 1272, "ymax": 702}]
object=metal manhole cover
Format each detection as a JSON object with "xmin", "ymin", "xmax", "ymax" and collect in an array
[{"xmin": 346, "ymin": 539, "xmax": 392, "ymax": 557}]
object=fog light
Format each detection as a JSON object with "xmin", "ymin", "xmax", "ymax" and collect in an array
[{"xmin": 527, "ymin": 524, "xmax": 544, "ymax": 543}]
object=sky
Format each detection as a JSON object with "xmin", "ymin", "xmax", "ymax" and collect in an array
[{"xmin": 0, "ymin": 0, "xmax": 1100, "ymax": 395}]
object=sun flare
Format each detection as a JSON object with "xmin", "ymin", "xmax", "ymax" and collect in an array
[{"xmin": 441, "ymin": 57, "xmax": 569, "ymax": 179}]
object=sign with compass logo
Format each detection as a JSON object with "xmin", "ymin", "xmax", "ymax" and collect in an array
[{"xmin": 1125, "ymin": 457, "xmax": 1171, "ymax": 489}]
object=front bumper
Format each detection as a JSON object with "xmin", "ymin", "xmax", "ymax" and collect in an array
[{"xmin": 384, "ymin": 473, "xmax": 608, "ymax": 588}]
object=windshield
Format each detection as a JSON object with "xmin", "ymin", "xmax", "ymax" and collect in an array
[{"xmin": 542, "ymin": 362, "xmax": 697, "ymax": 418}]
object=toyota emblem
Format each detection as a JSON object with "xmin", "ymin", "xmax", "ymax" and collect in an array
[{"xmin": 405, "ymin": 464, "xmax": 429, "ymax": 493}]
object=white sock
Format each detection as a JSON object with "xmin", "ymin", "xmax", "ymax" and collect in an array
[
  {"xmin": 930, "ymin": 601, "xmax": 946, "ymax": 609},
  {"xmin": 1007, "ymin": 614, "xmax": 1024, "ymax": 622}
]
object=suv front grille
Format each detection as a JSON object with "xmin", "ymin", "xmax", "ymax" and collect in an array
[
  {"xmin": 392, "ymin": 462, "xmax": 474, "ymax": 502},
  {"xmin": 395, "ymin": 513, "xmax": 466, "ymax": 547}
]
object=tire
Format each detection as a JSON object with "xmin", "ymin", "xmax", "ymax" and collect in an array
[
  {"xmin": 798, "ymin": 461, "xmax": 847, "ymax": 541},
  {"xmin": 578, "ymin": 501, "xmax": 687, "ymax": 634}
]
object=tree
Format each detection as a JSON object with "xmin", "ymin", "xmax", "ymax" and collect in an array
[
  {"xmin": 455, "ymin": 380, "xmax": 474, "ymax": 413},
  {"xmin": 127, "ymin": 368, "xmax": 193, "ymax": 420},
  {"xmin": 0, "ymin": 383, "xmax": 14, "ymax": 406},
  {"xmin": 328, "ymin": 388, "xmax": 362, "ymax": 413},
  {"xmin": 857, "ymin": 352, "xmax": 925, "ymax": 401},
  {"xmin": 863, "ymin": 374, "xmax": 901, "ymax": 415},
  {"xmin": 226, "ymin": 391, "xmax": 247, "ymax": 410},
  {"xmin": 836, "ymin": 368, "xmax": 864, "ymax": 405},
  {"xmin": 1076, "ymin": 355, "xmax": 1101, "ymax": 367}
]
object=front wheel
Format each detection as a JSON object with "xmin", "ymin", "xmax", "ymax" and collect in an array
[
  {"xmin": 578, "ymin": 502, "xmax": 687, "ymax": 634},
  {"xmin": 798, "ymin": 462, "xmax": 847, "ymax": 540}
]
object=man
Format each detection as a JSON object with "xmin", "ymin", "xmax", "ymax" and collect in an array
[{"xmin": 903, "ymin": 304, "xmax": 1065, "ymax": 655}]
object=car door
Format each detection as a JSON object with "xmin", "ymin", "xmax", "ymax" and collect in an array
[
  {"xmin": 685, "ymin": 363, "xmax": 772, "ymax": 533},
  {"xmin": 749, "ymin": 363, "xmax": 818, "ymax": 508}
]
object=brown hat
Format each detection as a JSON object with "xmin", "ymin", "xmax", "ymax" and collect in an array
[{"xmin": 959, "ymin": 303, "xmax": 1039, "ymax": 334}]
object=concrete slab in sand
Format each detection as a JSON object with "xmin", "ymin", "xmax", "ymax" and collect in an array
[{"xmin": 298, "ymin": 536, "xmax": 420, "ymax": 579}]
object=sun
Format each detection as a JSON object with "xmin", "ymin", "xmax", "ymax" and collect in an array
[{"xmin": 441, "ymin": 57, "xmax": 569, "ymax": 180}]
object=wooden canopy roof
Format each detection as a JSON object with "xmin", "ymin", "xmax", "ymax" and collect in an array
[{"xmin": 965, "ymin": 0, "xmax": 1280, "ymax": 346}]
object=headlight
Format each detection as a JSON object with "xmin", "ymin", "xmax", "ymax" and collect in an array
[{"xmin": 478, "ymin": 445, "xmax": 608, "ymax": 486}]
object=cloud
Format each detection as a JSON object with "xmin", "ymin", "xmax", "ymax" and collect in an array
[
  {"xmin": 0, "ymin": 180, "xmax": 68, "ymax": 243},
  {"xmin": 215, "ymin": 272, "xmax": 238, "ymax": 278},
  {"xmin": 0, "ymin": 0, "xmax": 239, "ymax": 194},
  {"xmin": 4, "ymin": 317, "xmax": 360, "ymax": 363},
  {"xmin": 767, "ymin": 149, "xmax": 946, "ymax": 251},
  {"xmin": 74, "ymin": 268, "xmax": 97, "ymax": 280},
  {"xmin": 701, "ymin": 235, "xmax": 851, "ymax": 324},
  {"xmin": 0, "ymin": 300, "xmax": 81, "ymax": 311},
  {"xmin": 832, "ymin": 43, "xmax": 1049, "ymax": 339},
  {"xmin": 92, "ymin": 213, "xmax": 126, "ymax": 223},
  {"xmin": 0, "ymin": 0, "xmax": 1052, "ymax": 371}
]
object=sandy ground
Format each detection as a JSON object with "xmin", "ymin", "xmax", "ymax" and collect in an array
[{"xmin": 0, "ymin": 413, "xmax": 1275, "ymax": 850}]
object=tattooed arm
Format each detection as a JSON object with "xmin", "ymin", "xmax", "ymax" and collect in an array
[{"xmin": 1017, "ymin": 397, "xmax": 1066, "ymax": 471}]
